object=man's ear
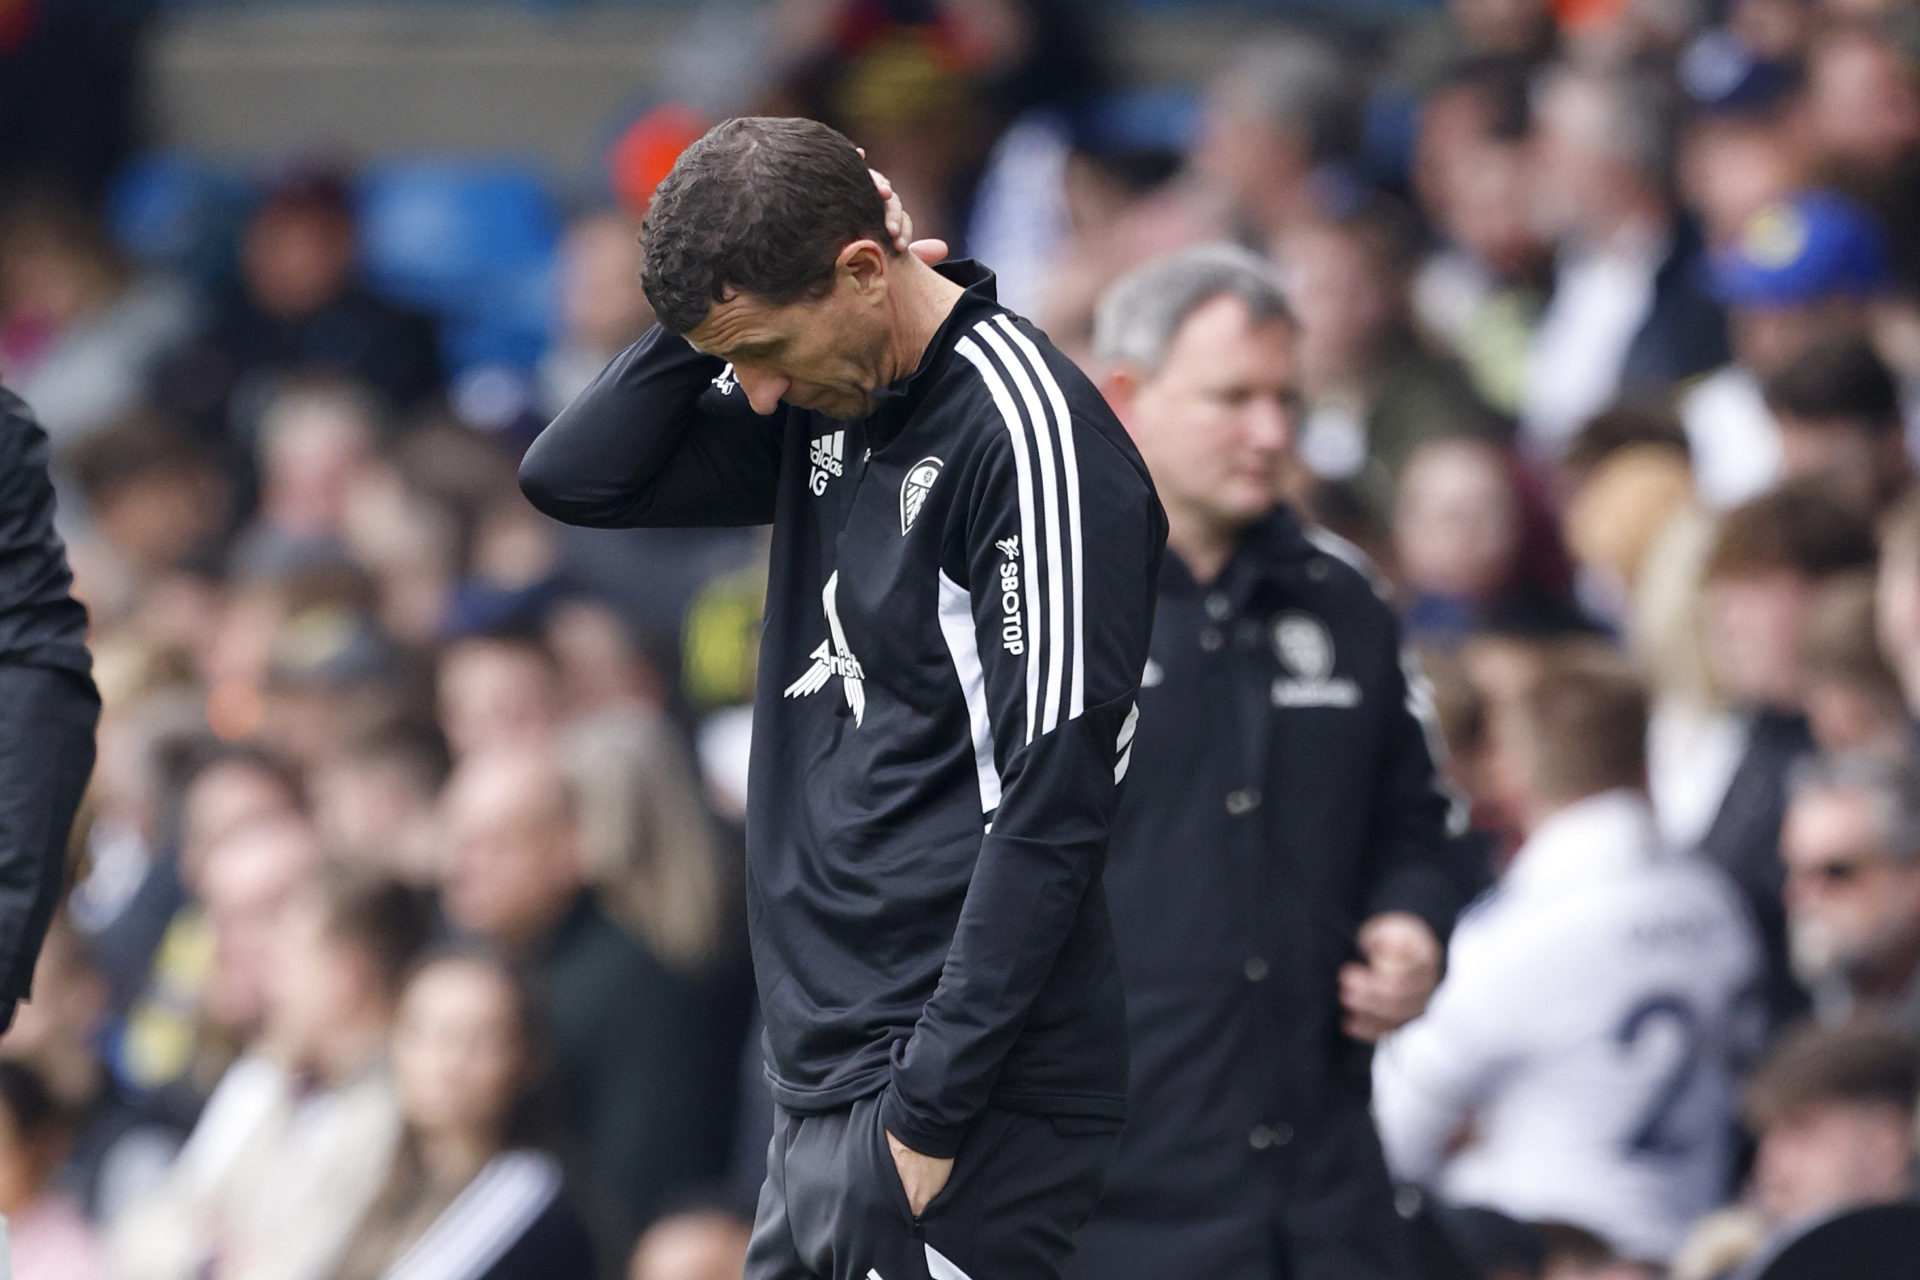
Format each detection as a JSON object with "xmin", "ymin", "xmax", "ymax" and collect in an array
[
  {"xmin": 838, "ymin": 239, "xmax": 890, "ymax": 298},
  {"xmin": 1098, "ymin": 363, "xmax": 1145, "ymax": 436}
]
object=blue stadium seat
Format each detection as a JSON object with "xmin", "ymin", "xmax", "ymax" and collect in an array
[
  {"xmin": 106, "ymin": 150, "xmax": 255, "ymax": 280},
  {"xmin": 354, "ymin": 159, "xmax": 561, "ymax": 372}
]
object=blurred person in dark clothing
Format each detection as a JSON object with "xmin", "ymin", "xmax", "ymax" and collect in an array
[
  {"xmin": 1278, "ymin": 204, "xmax": 1508, "ymax": 535},
  {"xmin": 331, "ymin": 948, "xmax": 595, "ymax": 1280},
  {"xmin": 0, "ymin": 918, "xmax": 181, "ymax": 1224},
  {"xmin": 159, "ymin": 169, "xmax": 442, "ymax": 468},
  {"xmin": 1781, "ymin": 754, "xmax": 1920, "ymax": 1037},
  {"xmin": 629, "ymin": 1202, "xmax": 753, "ymax": 1280},
  {"xmin": 0, "ymin": 387, "xmax": 99, "ymax": 1034},
  {"xmin": 1697, "ymin": 485, "xmax": 1878, "ymax": 1026},
  {"xmin": 1066, "ymin": 245, "xmax": 1469, "ymax": 1280},
  {"xmin": 439, "ymin": 748, "xmax": 710, "ymax": 1237},
  {"xmin": 1764, "ymin": 336, "xmax": 1912, "ymax": 516}
]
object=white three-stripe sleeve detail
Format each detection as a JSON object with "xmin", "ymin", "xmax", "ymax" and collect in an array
[
  {"xmin": 938, "ymin": 569, "xmax": 1003, "ymax": 817},
  {"xmin": 996, "ymin": 315, "xmax": 1085, "ymax": 721},
  {"xmin": 924, "ymin": 1244, "xmax": 977, "ymax": 1280},
  {"xmin": 976, "ymin": 320, "xmax": 1067, "ymax": 735},
  {"xmin": 1114, "ymin": 701, "xmax": 1138, "ymax": 782},
  {"xmin": 956, "ymin": 335, "xmax": 1042, "ymax": 743}
]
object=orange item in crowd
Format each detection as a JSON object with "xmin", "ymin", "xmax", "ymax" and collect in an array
[
  {"xmin": 610, "ymin": 105, "xmax": 708, "ymax": 216},
  {"xmin": 1554, "ymin": 0, "xmax": 1628, "ymax": 31}
]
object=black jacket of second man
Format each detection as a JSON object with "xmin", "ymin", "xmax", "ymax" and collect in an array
[{"xmin": 1070, "ymin": 506, "xmax": 1475, "ymax": 1280}]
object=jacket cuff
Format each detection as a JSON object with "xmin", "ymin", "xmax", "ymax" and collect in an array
[
  {"xmin": 1366, "ymin": 864, "xmax": 1466, "ymax": 949},
  {"xmin": 879, "ymin": 1082, "xmax": 967, "ymax": 1159}
]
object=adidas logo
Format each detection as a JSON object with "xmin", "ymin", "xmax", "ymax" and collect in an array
[{"xmin": 808, "ymin": 430, "xmax": 845, "ymax": 496}]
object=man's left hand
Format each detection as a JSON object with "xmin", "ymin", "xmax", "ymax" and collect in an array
[
  {"xmin": 1339, "ymin": 911, "xmax": 1442, "ymax": 1042},
  {"xmin": 885, "ymin": 1129, "xmax": 954, "ymax": 1217}
]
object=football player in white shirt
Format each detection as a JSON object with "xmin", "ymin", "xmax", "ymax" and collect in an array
[{"xmin": 1373, "ymin": 654, "xmax": 1762, "ymax": 1265}]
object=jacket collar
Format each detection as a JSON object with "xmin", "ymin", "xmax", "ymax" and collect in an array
[
  {"xmin": 1161, "ymin": 504, "xmax": 1322, "ymax": 606},
  {"xmin": 868, "ymin": 260, "xmax": 1000, "ymax": 440},
  {"xmin": 1505, "ymin": 788, "xmax": 1660, "ymax": 894}
]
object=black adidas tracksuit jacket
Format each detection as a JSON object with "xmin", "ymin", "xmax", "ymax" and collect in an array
[{"xmin": 519, "ymin": 263, "xmax": 1165, "ymax": 1164}]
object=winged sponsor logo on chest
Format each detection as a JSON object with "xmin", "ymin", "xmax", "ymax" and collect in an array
[{"xmin": 1270, "ymin": 611, "xmax": 1360, "ymax": 708}]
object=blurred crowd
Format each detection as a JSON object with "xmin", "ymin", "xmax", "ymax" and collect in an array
[{"xmin": 8, "ymin": 0, "xmax": 1920, "ymax": 1277}]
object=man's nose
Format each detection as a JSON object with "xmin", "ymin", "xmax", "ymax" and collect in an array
[
  {"xmin": 1247, "ymin": 396, "xmax": 1293, "ymax": 453},
  {"xmin": 737, "ymin": 369, "xmax": 790, "ymax": 416}
]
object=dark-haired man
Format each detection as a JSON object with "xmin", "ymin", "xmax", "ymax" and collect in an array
[
  {"xmin": 1765, "ymin": 336, "xmax": 1912, "ymax": 516},
  {"xmin": 520, "ymin": 117, "xmax": 1166, "ymax": 1280}
]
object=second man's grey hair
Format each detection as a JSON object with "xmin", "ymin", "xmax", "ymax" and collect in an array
[
  {"xmin": 1790, "ymin": 752, "xmax": 1920, "ymax": 865},
  {"xmin": 1092, "ymin": 243, "xmax": 1295, "ymax": 374}
]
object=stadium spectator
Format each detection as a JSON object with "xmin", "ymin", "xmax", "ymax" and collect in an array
[
  {"xmin": 157, "ymin": 167, "xmax": 442, "ymax": 466},
  {"xmin": 1281, "ymin": 205, "xmax": 1505, "ymax": 531},
  {"xmin": 1682, "ymin": 191, "xmax": 1894, "ymax": 507},
  {"xmin": 1520, "ymin": 65, "xmax": 1727, "ymax": 456},
  {"xmin": 1189, "ymin": 36, "xmax": 1360, "ymax": 247},
  {"xmin": 310, "ymin": 719, "xmax": 450, "ymax": 886},
  {"xmin": 1780, "ymin": 754, "xmax": 1920, "ymax": 1035},
  {"xmin": 1803, "ymin": 24, "xmax": 1920, "ymax": 291},
  {"xmin": 1763, "ymin": 336, "xmax": 1911, "ymax": 516},
  {"xmin": 228, "ymin": 377, "xmax": 381, "ymax": 581},
  {"xmin": 1411, "ymin": 86, "xmax": 1548, "ymax": 417},
  {"xmin": 0, "ymin": 196, "xmax": 194, "ymax": 447},
  {"xmin": 331, "ymin": 948, "xmax": 595, "ymax": 1280},
  {"xmin": 63, "ymin": 412, "xmax": 226, "ymax": 578},
  {"xmin": 0, "ymin": 1059, "xmax": 108, "ymax": 1280},
  {"xmin": 540, "ymin": 208, "xmax": 653, "ymax": 420},
  {"xmin": 438, "ymin": 748, "xmax": 710, "ymax": 1236},
  {"xmin": 110, "ymin": 867, "xmax": 432, "ymax": 1280},
  {"xmin": 1673, "ymin": 1022, "xmax": 1920, "ymax": 1279},
  {"xmin": 1799, "ymin": 574, "xmax": 1909, "ymax": 758},
  {"xmin": 1075, "ymin": 244, "xmax": 1470, "ymax": 1280},
  {"xmin": 435, "ymin": 630, "xmax": 562, "ymax": 762},
  {"xmin": 1374, "ymin": 653, "xmax": 1760, "ymax": 1266},
  {"xmin": 1393, "ymin": 436, "xmax": 1592, "ymax": 646},
  {"xmin": 0, "ymin": 918, "xmax": 181, "ymax": 1223},
  {"xmin": 629, "ymin": 1203, "xmax": 753, "ymax": 1280},
  {"xmin": 1696, "ymin": 485, "xmax": 1877, "ymax": 1026}
]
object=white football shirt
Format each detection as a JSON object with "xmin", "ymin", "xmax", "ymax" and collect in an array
[{"xmin": 1373, "ymin": 789, "xmax": 1761, "ymax": 1263}]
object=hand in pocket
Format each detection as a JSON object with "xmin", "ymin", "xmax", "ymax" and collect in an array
[{"xmin": 884, "ymin": 1129, "xmax": 954, "ymax": 1217}]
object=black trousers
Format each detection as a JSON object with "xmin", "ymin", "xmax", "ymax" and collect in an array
[
  {"xmin": 0, "ymin": 664, "xmax": 97, "ymax": 1000},
  {"xmin": 746, "ymin": 1091, "xmax": 1119, "ymax": 1280}
]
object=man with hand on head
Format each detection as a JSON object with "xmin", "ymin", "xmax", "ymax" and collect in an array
[
  {"xmin": 1065, "ymin": 244, "xmax": 1473, "ymax": 1280},
  {"xmin": 519, "ymin": 117, "xmax": 1165, "ymax": 1280}
]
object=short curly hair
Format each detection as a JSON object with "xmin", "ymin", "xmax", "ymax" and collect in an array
[{"xmin": 640, "ymin": 117, "xmax": 896, "ymax": 334}]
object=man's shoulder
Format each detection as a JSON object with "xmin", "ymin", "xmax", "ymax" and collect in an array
[{"xmin": 941, "ymin": 313, "xmax": 1157, "ymax": 508}]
